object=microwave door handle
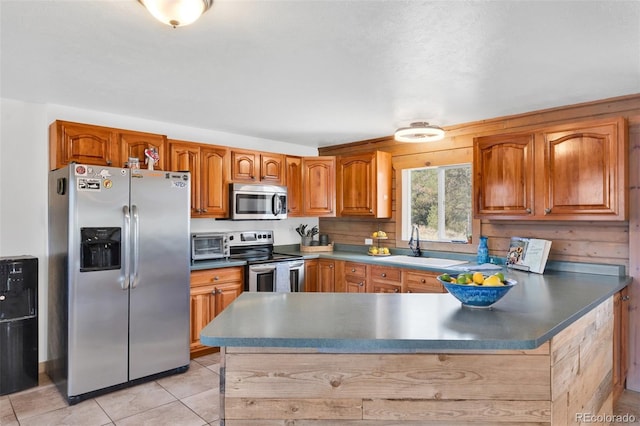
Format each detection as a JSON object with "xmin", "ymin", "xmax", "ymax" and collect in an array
[{"xmin": 272, "ymin": 194, "xmax": 282, "ymax": 217}]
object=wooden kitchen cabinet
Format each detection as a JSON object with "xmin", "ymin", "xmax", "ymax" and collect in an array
[
  {"xmin": 119, "ymin": 130, "xmax": 167, "ymax": 170},
  {"xmin": 541, "ymin": 118, "xmax": 627, "ymax": 219},
  {"xmin": 474, "ymin": 133, "xmax": 535, "ymax": 218},
  {"xmin": 344, "ymin": 262, "xmax": 367, "ymax": 293},
  {"xmin": 337, "ymin": 151, "xmax": 392, "ymax": 218},
  {"xmin": 231, "ymin": 149, "xmax": 284, "ymax": 184},
  {"xmin": 189, "ymin": 267, "xmax": 243, "ymax": 358},
  {"xmin": 286, "ymin": 156, "xmax": 336, "ymax": 217},
  {"xmin": 285, "ymin": 156, "xmax": 303, "ymax": 216},
  {"xmin": 169, "ymin": 140, "xmax": 229, "ymax": 218},
  {"xmin": 367, "ymin": 264, "xmax": 402, "ymax": 293},
  {"xmin": 49, "ymin": 120, "xmax": 118, "ymax": 170},
  {"xmin": 49, "ymin": 120, "xmax": 168, "ymax": 171},
  {"xmin": 304, "ymin": 259, "xmax": 319, "ymax": 292},
  {"xmin": 474, "ymin": 117, "xmax": 627, "ymax": 220},
  {"xmin": 613, "ymin": 286, "xmax": 630, "ymax": 400},
  {"xmin": 403, "ymin": 269, "xmax": 445, "ymax": 293},
  {"xmin": 318, "ymin": 258, "xmax": 344, "ymax": 292}
]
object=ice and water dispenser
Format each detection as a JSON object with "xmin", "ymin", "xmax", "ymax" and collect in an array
[
  {"xmin": 80, "ymin": 227, "xmax": 121, "ymax": 271},
  {"xmin": 0, "ymin": 256, "xmax": 38, "ymax": 395}
]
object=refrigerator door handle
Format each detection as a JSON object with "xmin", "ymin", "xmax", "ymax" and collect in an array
[
  {"xmin": 131, "ymin": 204, "xmax": 140, "ymax": 288},
  {"xmin": 122, "ymin": 205, "xmax": 131, "ymax": 290}
]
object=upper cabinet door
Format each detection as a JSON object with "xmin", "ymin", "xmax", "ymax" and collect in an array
[
  {"xmin": 260, "ymin": 153, "xmax": 284, "ymax": 184},
  {"xmin": 303, "ymin": 156, "xmax": 335, "ymax": 217},
  {"xmin": 49, "ymin": 121, "xmax": 118, "ymax": 170},
  {"xmin": 231, "ymin": 150, "xmax": 258, "ymax": 182},
  {"xmin": 200, "ymin": 146, "xmax": 229, "ymax": 218},
  {"xmin": 119, "ymin": 131, "xmax": 167, "ymax": 170},
  {"xmin": 337, "ymin": 151, "xmax": 392, "ymax": 218},
  {"xmin": 474, "ymin": 133, "xmax": 535, "ymax": 218},
  {"xmin": 285, "ymin": 156, "xmax": 303, "ymax": 216},
  {"xmin": 542, "ymin": 118, "xmax": 627, "ymax": 220}
]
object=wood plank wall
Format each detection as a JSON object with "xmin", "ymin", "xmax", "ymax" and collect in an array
[{"xmin": 319, "ymin": 94, "xmax": 640, "ymax": 391}]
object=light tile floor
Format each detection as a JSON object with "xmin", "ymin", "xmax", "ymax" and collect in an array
[
  {"xmin": 2, "ymin": 351, "xmax": 640, "ymax": 425},
  {"xmin": 0, "ymin": 352, "xmax": 221, "ymax": 426}
]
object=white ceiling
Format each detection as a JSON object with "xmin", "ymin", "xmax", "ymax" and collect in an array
[{"xmin": 1, "ymin": 0, "xmax": 639, "ymax": 148}]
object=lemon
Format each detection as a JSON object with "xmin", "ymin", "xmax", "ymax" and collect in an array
[
  {"xmin": 472, "ymin": 272, "xmax": 485, "ymax": 284},
  {"xmin": 483, "ymin": 275, "xmax": 503, "ymax": 286},
  {"xmin": 373, "ymin": 232, "xmax": 378, "ymax": 237}
]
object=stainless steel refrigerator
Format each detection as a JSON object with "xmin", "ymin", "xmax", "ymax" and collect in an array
[{"xmin": 47, "ymin": 164, "xmax": 190, "ymax": 404}]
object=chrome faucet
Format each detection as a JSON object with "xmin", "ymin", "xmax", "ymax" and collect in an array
[{"xmin": 408, "ymin": 224, "xmax": 421, "ymax": 257}]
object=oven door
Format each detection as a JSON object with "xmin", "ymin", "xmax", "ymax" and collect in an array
[{"xmin": 248, "ymin": 260, "xmax": 304, "ymax": 292}]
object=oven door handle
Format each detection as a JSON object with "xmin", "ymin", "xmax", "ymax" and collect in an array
[{"xmin": 250, "ymin": 265, "xmax": 277, "ymax": 273}]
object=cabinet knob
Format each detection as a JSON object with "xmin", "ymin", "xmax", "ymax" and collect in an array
[
  {"xmin": 106, "ymin": 160, "xmax": 112, "ymax": 166},
  {"xmin": 526, "ymin": 208, "xmax": 532, "ymax": 213},
  {"xmin": 214, "ymin": 276, "xmax": 219, "ymax": 281},
  {"xmin": 381, "ymin": 273, "xmax": 386, "ymax": 277},
  {"xmin": 421, "ymin": 279, "xmax": 426, "ymax": 283},
  {"xmin": 329, "ymin": 264, "xmax": 333, "ymax": 269},
  {"xmin": 369, "ymin": 209, "xmax": 373, "ymax": 213},
  {"xmin": 393, "ymin": 288, "xmax": 399, "ymax": 293},
  {"xmin": 351, "ymin": 268, "xmax": 356, "ymax": 272},
  {"xmin": 202, "ymin": 209, "xmax": 208, "ymax": 213},
  {"xmin": 407, "ymin": 290, "xmax": 412, "ymax": 293},
  {"xmin": 622, "ymin": 295, "xmax": 630, "ymax": 301},
  {"xmin": 358, "ymin": 282, "xmax": 364, "ymax": 286},
  {"xmin": 545, "ymin": 208, "xmax": 551, "ymax": 214}
]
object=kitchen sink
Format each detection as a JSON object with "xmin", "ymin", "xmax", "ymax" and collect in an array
[{"xmin": 376, "ymin": 255, "xmax": 468, "ymax": 268}]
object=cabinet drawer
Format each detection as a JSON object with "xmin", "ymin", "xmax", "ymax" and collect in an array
[
  {"xmin": 370, "ymin": 265, "xmax": 401, "ymax": 282},
  {"xmin": 404, "ymin": 271, "xmax": 444, "ymax": 293},
  {"xmin": 191, "ymin": 267, "xmax": 243, "ymax": 287},
  {"xmin": 345, "ymin": 262, "xmax": 366, "ymax": 277}
]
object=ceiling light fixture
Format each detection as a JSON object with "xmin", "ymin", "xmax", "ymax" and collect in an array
[
  {"xmin": 394, "ymin": 122, "xmax": 445, "ymax": 143},
  {"xmin": 138, "ymin": 0, "xmax": 213, "ymax": 28}
]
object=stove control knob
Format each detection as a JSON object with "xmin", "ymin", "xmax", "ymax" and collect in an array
[{"xmin": 228, "ymin": 235, "xmax": 234, "ymax": 241}]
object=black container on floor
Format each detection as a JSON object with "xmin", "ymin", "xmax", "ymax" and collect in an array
[{"xmin": 0, "ymin": 256, "xmax": 38, "ymax": 396}]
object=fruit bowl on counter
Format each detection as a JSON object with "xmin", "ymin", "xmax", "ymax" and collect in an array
[{"xmin": 437, "ymin": 272, "xmax": 517, "ymax": 308}]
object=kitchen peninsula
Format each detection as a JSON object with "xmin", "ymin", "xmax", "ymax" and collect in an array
[{"xmin": 201, "ymin": 269, "xmax": 630, "ymax": 425}]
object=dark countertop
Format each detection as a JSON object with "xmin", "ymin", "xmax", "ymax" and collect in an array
[{"xmin": 200, "ymin": 268, "xmax": 630, "ymax": 351}]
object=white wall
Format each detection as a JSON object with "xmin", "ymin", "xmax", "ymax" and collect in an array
[{"xmin": 0, "ymin": 98, "xmax": 318, "ymax": 362}]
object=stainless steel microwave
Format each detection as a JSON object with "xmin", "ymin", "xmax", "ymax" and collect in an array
[
  {"xmin": 191, "ymin": 232, "xmax": 229, "ymax": 261},
  {"xmin": 229, "ymin": 183, "xmax": 287, "ymax": 220}
]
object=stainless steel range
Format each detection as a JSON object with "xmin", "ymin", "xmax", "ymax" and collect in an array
[{"xmin": 227, "ymin": 231, "xmax": 305, "ymax": 292}]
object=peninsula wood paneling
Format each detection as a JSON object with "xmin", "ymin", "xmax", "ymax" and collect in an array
[
  {"xmin": 218, "ymin": 299, "xmax": 613, "ymax": 425},
  {"xmin": 626, "ymin": 119, "xmax": 640, "ymax": 392}
]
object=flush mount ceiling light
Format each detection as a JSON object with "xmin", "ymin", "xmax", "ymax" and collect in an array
[
  {"xmin": 138, "ymin": 0, "xmax": 213, "ymax": 28},
  {"xmin": 394, "ymin": 122, "xmax": 445, "ymax": 143}
]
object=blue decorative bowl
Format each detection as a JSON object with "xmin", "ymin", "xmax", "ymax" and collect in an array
[{"xmin": 437, "ymin": 274, "xmax": 517, "ymax": 308}]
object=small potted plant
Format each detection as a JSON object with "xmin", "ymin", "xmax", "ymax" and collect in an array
[{"xmin": 295, "ymin": 224, "xmax": 319, "ymax": 246}]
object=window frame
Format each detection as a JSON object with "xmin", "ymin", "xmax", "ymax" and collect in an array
[
  {"xmin": 393, "ymin": 149, "xmax": 478, "ymax": 255},
  {"xmin": 401, "ymin": 164, "xmax": 472, "ymax": 242}
]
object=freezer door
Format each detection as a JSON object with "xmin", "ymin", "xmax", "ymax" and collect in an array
[
  {"xmin": 67, "ymin": 165, "xmax": 130, "ymax": 397},
  {"xmin": 129, "ymin": 170, "xmax": 190, "ymax": 380}
]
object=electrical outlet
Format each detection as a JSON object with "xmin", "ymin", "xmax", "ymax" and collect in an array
[{"xmin": 365, "ymin": 238, "xmax": 373, "ymax": 245}]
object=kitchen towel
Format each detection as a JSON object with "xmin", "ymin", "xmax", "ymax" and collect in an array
[{"xmin": 275, "ymin": 262, "xmax": 291, "ymax": 292}]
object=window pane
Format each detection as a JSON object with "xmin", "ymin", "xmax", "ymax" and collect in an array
[
  {"xmin": 406, "ymin": 165, "xmax": 471, "ymax": 242},
  {"xmin": 410, "ymin": 168, "xmax": 438, "ymax": 240},
  {"xmin": 443, "ymin": 166, "xmax": 471, "ymax": 240}
]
